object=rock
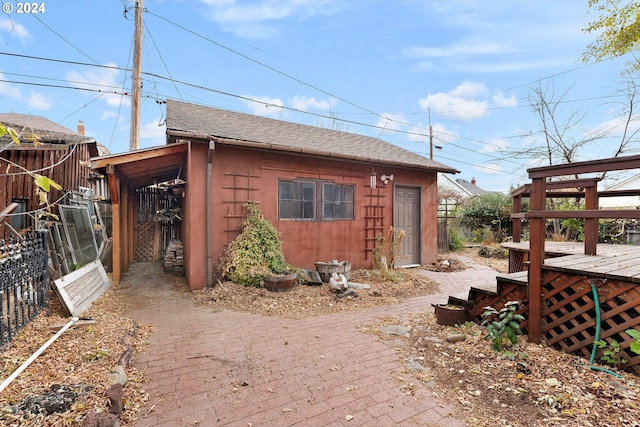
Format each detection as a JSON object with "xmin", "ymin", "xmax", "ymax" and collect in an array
[
  {"xmin": 380, "ymin": 325, "xmax": 410, "ymax": 336},
  {"xmin": 405, "ymin": 356, "xmax": 430, "ymax": 372},
  {"xmin": 305, "ymin": 269, "xmax": 323, "ymax": 285},
  {"xmin": 106, "ymin": 365, "xmax": 127, "ymax": 386},
  {"xmin": 445, "ymin": 333, "xmax": 466, "ymax": 343},
  {"xmin": 81, "ymin": 411, "xmax": 120, "ymax": 427},
  {"xmin": 18, "ymin": 384, "xmax": 77, "ymax": 415},
  {"xmin": 415, "ymin": 336, "xmax": 444, "ymax": 347},
  {"xmin": 346, "ymin": 282, "xmax": 371, "ymax": 290},
  {"xmin": 337, "ymin": 289, "xmax": 358, "ymax": 298},
  {"xmin": 105, "ymin": 384, "xmax": 124, "ymax": 415}
]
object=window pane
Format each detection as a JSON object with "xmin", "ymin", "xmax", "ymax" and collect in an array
[
  {"xmin": 322, "ymin": 183, "xmax": 354, "ymax": 220},
  {"xmin": 278, "ymin": 180, "xmax": 316, "ymax": 220}
]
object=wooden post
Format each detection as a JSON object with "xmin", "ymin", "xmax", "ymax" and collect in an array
[
  {"xmin": 129, "ymin": 0, "xmax": 143, "ymax": 151},
  {"xmin": 122, "ymin": 184, "xmax": 130, "ymax": 272},
  {"xmin": 107, "ymin": 171, "xmax": 121, "ymax": 285},
  {"xmin": 153, "ymin": 187, "xmax": 160, "ymax": 261},
  {"xmin": 528, "ymin": 177, "xmax": 546, "ymax": 343},
  {"xmin": 129, "ymin": 186, "xmax": 137, "ymax": 266},
  {"xmin": 584, "ymin": 185, "xmax": 598, "ymax": 255},
  {"xmin": 512, "ymin": 195, "xmax": 522, "ymax": 243}
]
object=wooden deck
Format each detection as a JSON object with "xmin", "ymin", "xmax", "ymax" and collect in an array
[
  {"xmin": 501, "ymin": 241, "xmax": 640, "ymax": 274},
  {"xmin": 502, "ymin": 241, "xmax": 640, "ymax": 258},
  {"xmin": 491, "ymin": 242, "xmax": 640, "ymax": 375}
]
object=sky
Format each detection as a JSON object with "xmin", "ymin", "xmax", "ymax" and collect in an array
[{"xmin": 0, "ymin": 0, "xmax": 638, "ymax": 192}]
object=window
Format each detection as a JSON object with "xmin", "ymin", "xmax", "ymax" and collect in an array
[
  {"xmin": 323, "ymin": 182, "xmax": 354, "ymax": 220},
  {"xmin": 278, "ymin": 180, "xmax": 316, "ymax": 220},
  {"xmin": 10, "ymin": 199, "xmax": 28, "ymax": 231},
  {"xmin": 278, "ymin": 179, "xmax": 354, "ymax": 221}
]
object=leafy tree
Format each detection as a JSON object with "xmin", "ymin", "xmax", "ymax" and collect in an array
[
  {"xmin": 583, "ymin": 0, "xmax": 640, "ymax": 69},
  {"xmin": 459, "ymin": 193, "xmax": 513, "ymax": 243}
]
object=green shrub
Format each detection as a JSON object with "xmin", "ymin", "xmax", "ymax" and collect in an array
[
  {"xmin": 449, "ymin": 227, "xmax": 465, "ymax": 250},
  {"xmin": 219, "ymin": 203, "xmax": 288, "ymax": 287}
]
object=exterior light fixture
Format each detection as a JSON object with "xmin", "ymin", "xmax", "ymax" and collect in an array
[{"xmin": 380, "ymin": 174, "xmax": 394, "ymax": 184}]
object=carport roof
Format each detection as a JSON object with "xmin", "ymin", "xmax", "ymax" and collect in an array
[{"xmin": 89, "ymin": 142, "xmax": 187, "ymax": 189}]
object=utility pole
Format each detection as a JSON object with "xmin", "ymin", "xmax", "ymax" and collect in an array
[
  {"xmin": 429, "ymin": 125, "xmax": 433, "ymax": 160},
  {"xmin": 129, "ymin": 0, "xmax": 143, "ymax": 151}
]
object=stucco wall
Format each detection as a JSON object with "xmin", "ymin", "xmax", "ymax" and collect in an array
[{"xmin": 183, "ymin": 142, "xmax": 439, "ymax": 290}]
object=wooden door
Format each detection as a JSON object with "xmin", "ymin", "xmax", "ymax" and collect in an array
[{"xmin": 394, "ymin": 186, "xmax": 420, "ymax": 266}]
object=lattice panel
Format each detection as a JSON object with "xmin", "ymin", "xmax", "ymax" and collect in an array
[
  {"xmin": 467, "ymin": 283, "xmax": 528, "ymax": 324},
  {"xmin": 135, "ymin": 221, "xmax": 155, "ymax": 262},
  {"xmin": 540, "ymin": 271, "xmax": 640, "ymax": 375},
  {"xmin": 508, "ymin": 250, "xmax": 527, "ymax": 273}
]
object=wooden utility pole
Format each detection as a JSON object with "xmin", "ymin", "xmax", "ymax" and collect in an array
[{"xmin": 129, "ymin": 0, "xmax": 143, "ymax": 151}]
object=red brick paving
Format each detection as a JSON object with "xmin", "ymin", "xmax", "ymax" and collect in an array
[{"xmin": 122, "ymin": 259, "xmax": 498, "ymax": 426}]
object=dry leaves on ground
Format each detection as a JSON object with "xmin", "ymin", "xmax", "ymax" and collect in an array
[
  {"xmin": 192, "ymin": 268, "xmax": 441, "ymax": 319},
  {"xmin": 362, "ymin": 312, "xmax": 640, "ymax": 427},
  {"xmin": 0, "ymin": 283, "xmax": 151, "ymax": 427}
]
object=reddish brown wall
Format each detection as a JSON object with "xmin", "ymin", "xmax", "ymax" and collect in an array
[
  {"xmin": 182, "ymin": 142, "xmax": 440, "ymax": 290},
  {"xmin": 0, "ymin": 143, "xmax": 95, "ymax": 239}
]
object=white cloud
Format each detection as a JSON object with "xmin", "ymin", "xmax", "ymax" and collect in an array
[
  {"xmin": 140, "ymin": 120, "xmax": 166, "ymax": 143},
  {"xmin": 25, "ymin": 91, "xmax": 51, "ymax": 110},
  {"xmin": 241, "ymin": 95, "xmax": 285, "ymax": 117},
  {"xmin": 101, "ymin": 111, "xmax": 117, "ymax": 120},
  {"xmin": 492, "ymin": 90, "xmax": 517, "ymax": 108},
  {"xmin": 480, "ymin": 137, "xmax": 508, "ymax": 154},
  {"xmin": 67, "ymin": 63, "xmax": 128, "ymax": 108},
  {"xmin": 419, "ymin": 81, "xmax": 489, "ymax": 121},
  {"xmin": 0, "ymin": 17, "xmax": 31, "ymax": 41},
  {"xmin": 0, "ymin": 72, "xmax": 51, "ymax": 110},
  {"xmin": 0, "ymin": 73, "xmax": 22, "ymax": 99},
  {"xmin": 403, "ymin": 40, "xmax": 515, "ymax": 59},
  {"xmin": 199, "ymin": 0, "xmax": 344, "ymax": 39},
  {"xmin": 290, "ymin": 95, "xmax": 334, "ymax": 111}
]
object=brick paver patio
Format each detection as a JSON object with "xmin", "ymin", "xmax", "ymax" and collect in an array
[{"xmin": 122, "ymin": 259, "xmax": 498, "ymax": 426}]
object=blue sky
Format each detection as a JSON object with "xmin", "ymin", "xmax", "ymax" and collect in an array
[{"xmin": 0, "ymin": 0, "xmax": 636, "ymax": 192}]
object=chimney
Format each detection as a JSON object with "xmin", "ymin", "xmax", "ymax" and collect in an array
[
  {"xmin": 471, "ymin": 177, "xmax": 476, "ymax": 186},
  {"xmin": 77, "ymin": 120, "xmax": 85, "ymax": 135}
]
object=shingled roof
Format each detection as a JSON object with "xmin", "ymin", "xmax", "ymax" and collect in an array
[
  {"xmin": 166, "ymin": 100, "xmax": 458, "ymax": 173},
  {"xmin": 0, "ymin": 113, "xmax": 94, "ymax": 145}
]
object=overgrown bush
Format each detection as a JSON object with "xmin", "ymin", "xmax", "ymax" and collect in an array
[
  {"xmin": 448, "ymin": 227, "xmax": 465, "ymax": 250},
  {"xmin": 219, "ymin": 202, "xmax": 288, "ymax": 287},
  {"xmin": 459, "ymin": 193, "xmax": 513, "ymax": 243}
]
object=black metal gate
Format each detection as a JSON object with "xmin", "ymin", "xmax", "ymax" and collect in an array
[{"xmin": 0, "ymin": 232, "xmax": 49, "ymax": 349}]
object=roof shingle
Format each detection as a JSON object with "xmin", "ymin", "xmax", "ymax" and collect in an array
[{"xmin": 165, "ymin": 100, "xmax": 458, "ymax": 173}]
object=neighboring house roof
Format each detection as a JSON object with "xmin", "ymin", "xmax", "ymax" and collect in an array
[
  {"xmin": 165, "ymin": 100, "xmax": 459, "ymax": 174},
  {"xmin": 455, "ymin": 178, "xmax": 490, "ymax": 196},
  {"xmin": 0, "ymin": 113, "xmax": 94, "ymax": 145},
  {"xmin": 439, "ymin": 173, "xmax": 474, "ymax": 198}
]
